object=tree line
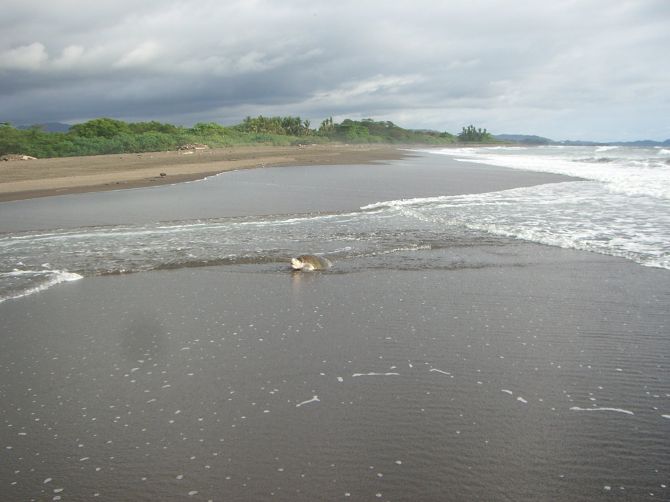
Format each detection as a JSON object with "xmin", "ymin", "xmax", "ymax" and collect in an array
[
  {"xmin": 457, "ymin": 125, "xmax": 493, "ymax": 142},
  {"xmin": 0, "ymin": 117, "xmax": 497, "ymax": 158}
]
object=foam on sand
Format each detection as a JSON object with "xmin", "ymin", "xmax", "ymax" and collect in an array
[
  {"xmin": 570, "ymin": 406, "xmax": 634, "ymax": 415},
  {"xmin": 429, "ymin": 368, "xmax": 451, "ymax": 375},
  {"xmin": 352, "ymin": 372, "xmax": 400, "ymax": 377},
  {"xmin": 296, "ymin": 396, "xmax": 320, "ymax": 407},
  {"xmin": 0, "ymin": 269, "xmax": 82, "ymax": 303}
]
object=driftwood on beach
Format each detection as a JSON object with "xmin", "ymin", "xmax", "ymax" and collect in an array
[
  {"xmin": 1, "ymin": 154, "xmax": 37, "ymax": 161},
  {"xmin": 176, "ymin": 143, "xmax": 209, "ymax": 151}
]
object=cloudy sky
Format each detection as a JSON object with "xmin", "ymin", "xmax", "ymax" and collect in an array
[{"xmin": 1, "ymin": 0, "xmax": 668, "ymax": 141}]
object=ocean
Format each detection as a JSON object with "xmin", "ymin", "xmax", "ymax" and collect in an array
[
  {"xmin": 1, "ymin": 149, "xmax": 669, "ymax": 501},
  {"xmin": 416, "ymin": 145, "xmax": 670, "ymax": 269}
]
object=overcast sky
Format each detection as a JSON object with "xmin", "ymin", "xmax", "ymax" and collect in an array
[{"xmin": 1, "ymin": 0, "xmax": 668, "ymax": 141}]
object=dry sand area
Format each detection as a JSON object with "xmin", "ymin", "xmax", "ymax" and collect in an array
[{"xmin": 0, "ymin": 144, "xmax": 407, "ymax": 202}]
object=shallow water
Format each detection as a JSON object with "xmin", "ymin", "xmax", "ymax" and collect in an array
[
  {"xmin": 0, "ymin": 152, "xmax": 571, "ymax": 303},
  {"xmin": 0, "ymin": 153, "xmax": 566, "ymax": 233}
]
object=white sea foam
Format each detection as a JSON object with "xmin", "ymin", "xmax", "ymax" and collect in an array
[
  {"xmin": 429, "ymin": 368, "xmax": 451, "ymax": 375},
  {"xmin": 364, "ymin": 181, "xmax": 670, "ymax": 269},
  {"xmin": 295, "ymin": 395, "xmax": 320, "ymax": 407},
  {"xmin": 352, "ymin": 372, "xmax": 400, "ymax": 377},
  {"xmin": 570, "ymin": 406, "xmax": 634, "ymax": 415},
  {"xmin": 422, "ymin": 145, "xmax": 670, "ymax": 200},
  {"xmin": 0, "ymin": 270, "xmax": 83, "ymax": 303},
  {"xmin": 371, "ymin": 146, "xmax": 670, "ymax": 269}
]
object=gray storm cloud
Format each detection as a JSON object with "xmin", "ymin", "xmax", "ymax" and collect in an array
[{"xmin": 1, "ymin": 0, "xmax": 668, "ymax": 141}]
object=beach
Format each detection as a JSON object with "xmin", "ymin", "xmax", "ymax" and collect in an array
[
  {"xmin": 0, "ymin": 143, "xmax": 406, "ymax": 202},
  {"xmin": 1, "ymin": 149, "xmax": 669, "ymax": 501}
]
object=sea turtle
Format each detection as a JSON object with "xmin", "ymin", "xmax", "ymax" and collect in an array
[{"xmin": 290, "ymin": 255, "xmax": 332, "ymax": 271}]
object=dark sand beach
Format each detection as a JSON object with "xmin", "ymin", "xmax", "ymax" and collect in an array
[{"xmin": 1, "ymin": 152, "xmax": 669, "ymax": 501}]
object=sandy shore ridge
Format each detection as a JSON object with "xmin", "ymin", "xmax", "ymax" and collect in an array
[{"xmin": 0, "ymin": 143, "xmax": 406, "ymax": 202}]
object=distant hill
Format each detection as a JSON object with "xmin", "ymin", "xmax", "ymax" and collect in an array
[
  {"xmin": 609, "ymin": 139, "xmax": 670, "ymax": 147},
  {"xmin": 495, "ymin": 134, "xmax": 553, "ymax": 145},
  {"xmin": 17, "ymin": 122, "xmax": 71, "ymax": 132},
  {"xmin": 496, "ymin": 134, "xmax": 670, "ymax": 147},
  {"xmin": 556, "ymin": 139, "xmax": 670, "ymax": 147}
]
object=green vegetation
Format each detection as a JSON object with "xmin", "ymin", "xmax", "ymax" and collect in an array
[
  {"xmin": 0, "ymin": 116, "xmax": 496, "ymax": 158},
  {"xmin": 457, "ymin": 124, "xmax": 495, "ymax": 143},
  {"xmin": 0, "ymin": 118, "xmax": 302, "ymax": 158},
  {"xmin": 320, "ymin": 118, "xmax": 456, "ymax": 144},
  {"xmin": 237, "ymin": 116, "xmax": 312, "ymax": 136}
]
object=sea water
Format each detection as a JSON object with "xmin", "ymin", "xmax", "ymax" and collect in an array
[
  {"xmin": 412, "ymin": 145, "xmax": 670, "ymax": 269},
  {"xmin": 0, "ymin": 146, "xmax": 668, "ymax": 302}
]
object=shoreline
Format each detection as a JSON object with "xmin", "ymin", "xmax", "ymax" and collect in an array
[
  {"xmin": 0, "ymin": 143, "xmax": 410, "ymax": 202},
  {"xmin": 0, "ymin": 149, "xmax": 577, "ymax": 233}
]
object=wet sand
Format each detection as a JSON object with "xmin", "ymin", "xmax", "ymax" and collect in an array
[
  {"xmin": 0, "ymin": 143, "xmax": 407, "ymax": 202},
  {"xmin": 1, "ymin": 248, "xmax": 669, "ymax": 501}
]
